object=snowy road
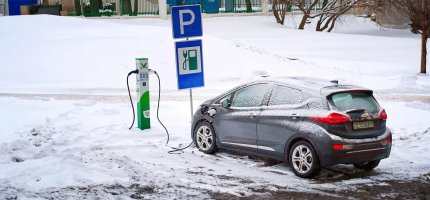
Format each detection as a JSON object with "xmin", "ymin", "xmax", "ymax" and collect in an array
[{"xmin": 0, "ymin": 93, "xmax": 429, "ymax": 199}]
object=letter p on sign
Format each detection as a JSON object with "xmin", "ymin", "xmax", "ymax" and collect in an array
[{"xmin": 171, "ymin": 5, "xmax": 203, "ymax": 39}]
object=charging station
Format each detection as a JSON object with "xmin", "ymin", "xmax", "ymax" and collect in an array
[
  {"xmin": 136, "ymin": 58, "xmax": 150, "ymax": 130},
  {"xmin": 125, "ymin": 5, "xmax": 204, "ymax": 153}
]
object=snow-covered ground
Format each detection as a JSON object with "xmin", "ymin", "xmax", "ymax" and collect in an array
[{"xmin": 0, "ymin": 15, "xmax": 429, "ymax": 199}]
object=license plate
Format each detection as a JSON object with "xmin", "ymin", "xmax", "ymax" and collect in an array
[{"xmin": 353, "ymin": 121, "xmax": 375, "ymax": 130}]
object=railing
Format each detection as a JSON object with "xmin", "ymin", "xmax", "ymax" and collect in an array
[
  {"xmin": 68, "ymin": 0, "xmax": 267, "ymax": 16},
  {"xmin": 219, "ymin": 0, "xmax": 262, "ymax": 13},
  {"xmin": 267, "ymin": 0, "xmax": 325, "ymax": 13},
  {"xmin": 68, "ymin": 0, "xmax": 159, "ymax": 16},
  {"xmin": 166, "ymin": 0, "xmax": 262, "ymax": 14}
]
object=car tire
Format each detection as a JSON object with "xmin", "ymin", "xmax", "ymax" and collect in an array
[
  {"xmin": 289, "ymin": 141, "xmax": 321, "ymax": 178},
  {"xmin": 353, "ymin": 160, "xmax": 380, "ymax": 171},
  {"xmin": 194, "ymin": 121, "xmax": 218, "ymax": 154}
]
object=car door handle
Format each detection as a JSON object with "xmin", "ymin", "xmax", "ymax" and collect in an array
[
  {"xmin": 249, "ymin": 113, "xmax": 256, "ymax": 118},
  {"xmin": 289, "ymin": 114, "xmax": 299, "ymax": 119}
]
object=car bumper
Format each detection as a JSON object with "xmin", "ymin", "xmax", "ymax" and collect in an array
[{"xmin": 319, "ymin": 130, "xmax": 392, "ymax": 167}]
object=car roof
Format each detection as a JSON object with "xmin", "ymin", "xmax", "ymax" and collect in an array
[
  {"xmin": 207, "ymin": 76, "xmax": 373, "ymax": 105},
  {"xmin": 256, "ymin": 76, "xmax": 372, "ymax": 96}
]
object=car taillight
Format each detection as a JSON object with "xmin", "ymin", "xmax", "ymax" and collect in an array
[
  {"xmin": 309, "ymin": 112, "xmax": 351, "ymax": 124},
  {"xmin": 382, "ymin": 137, "xmax": 392, "ymax": 145},
  {"xmin": 379, "ymin": 109, "xmax": 387, "ymax": 120},
  {"xmin": 386, "ymin": 138, "xmax": 392, "ymax": 144},
  {"xmin": 332, "ymin": 144, "xmax": 353, "ymax": 150}
]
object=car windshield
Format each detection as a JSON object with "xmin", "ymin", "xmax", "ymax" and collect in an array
[{"xmin": 329, "ymin": 92, "xmax": 379, "ymax": 112}]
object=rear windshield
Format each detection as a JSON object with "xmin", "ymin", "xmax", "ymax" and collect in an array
[{"xmin": 329, "ymin": 92, "xmax": 379, "ymax": 112}]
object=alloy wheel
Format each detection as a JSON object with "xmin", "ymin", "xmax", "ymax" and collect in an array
[
  {"xmin": 196, "ymin": 125, "xmax": 213, "ymax": 151},
  {"xmin": 292, "ymin": 145, "xmax": 313, "ymax": 174}
]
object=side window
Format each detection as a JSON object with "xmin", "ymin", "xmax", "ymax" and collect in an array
[
  {"xmin": 231, "ymin": 84, "xmax": 270, "ymax": 107},
  {"xmin": 268, "ymin": 85, "xmax": 302, "ymax": 106},
  {"xmin": 214, "ymin": 93, "xmax": 232, "ymax": 105}
]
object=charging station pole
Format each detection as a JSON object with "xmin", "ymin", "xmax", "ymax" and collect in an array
[{"xmin": 136, "ymin": 58, "xmax": 150, "ymax": 130}]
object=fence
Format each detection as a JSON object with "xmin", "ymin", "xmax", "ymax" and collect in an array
[
  {"xmin": 267, "ymin": 0, "xmax": 327, "ymax": 13},
  {"xmin": 164, "ymin": 0, "xmax": 263, "ymax": 15},
  {"xmin": 68, "ymin": 0, "xmax": 159, "ymax": 16},
  {"xmin": 66, "ymin": 0, "xmax": 268, "ymax": 17},
  {"xmin": 218, "ymin": 0, "xmax": 261, "ymax": 13}
]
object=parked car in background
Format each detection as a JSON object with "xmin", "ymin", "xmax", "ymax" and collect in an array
[{"xmin": 191, "ymin": 77, "xmax": 392, "ymax": 178}]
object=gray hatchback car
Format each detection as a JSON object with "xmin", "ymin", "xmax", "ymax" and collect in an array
[{"xmin": 191, "ymin": 77, "xmax": 392, "ymax": 178}]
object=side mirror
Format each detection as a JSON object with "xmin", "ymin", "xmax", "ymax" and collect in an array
[{"xmin": 221, "ymin": 99, "xmax": 231, "ymax": 108}]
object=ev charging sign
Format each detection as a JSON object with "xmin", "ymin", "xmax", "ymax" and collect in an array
[
  {"xmin": 175, "ymin": 40, "xmax": 204, "ymax": 89},
  {"xmin": 172, "ymin": 5, "xmax": 204, "ymax": 90},
  {"xmin": 171, "ymin": 5, "xmax": 203, "ymax": 39}
]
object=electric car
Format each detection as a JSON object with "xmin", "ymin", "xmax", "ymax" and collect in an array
[{"xmin": 191, "ymin": 77, "xmax": 392, "ymax": 178}]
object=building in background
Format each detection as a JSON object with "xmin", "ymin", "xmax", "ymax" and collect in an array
[
  {"xmin": 1, "ymin": 0, "xmax": 269, "ymax": 17},
  {"xmin": 0, "ymin": 0, "xmax": 8, "ymax": 16}
]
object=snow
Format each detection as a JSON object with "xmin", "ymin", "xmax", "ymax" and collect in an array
[{"xmin": 0, "ymin": 14, "xmax": 429, "ymax": 198}]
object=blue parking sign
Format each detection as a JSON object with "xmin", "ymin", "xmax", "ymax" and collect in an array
[
  {"xmin": 175, "ymin": 40, "xmax": 204, "ymax": 89},
  {"xmin": 171, "ymin": 5, "xmax": 203, "ymax": 39}
]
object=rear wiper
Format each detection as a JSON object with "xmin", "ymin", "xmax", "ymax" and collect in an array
[{"xmin": 345, "ymin": 108, "xmax": 365, "ymax": 113}]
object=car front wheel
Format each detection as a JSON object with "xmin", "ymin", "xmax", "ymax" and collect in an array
[
  {"xmin": 289, "ymin": 141, "xmax": 320, "ymax": 178},
  {"xmin": 194, "ymin": 122, "xmax": 218, "ymax": 154}
]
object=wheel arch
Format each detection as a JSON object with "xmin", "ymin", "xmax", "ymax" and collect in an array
[{"xmin": 284, "ymin": 135, "xmax": 322, "ymax": 163}]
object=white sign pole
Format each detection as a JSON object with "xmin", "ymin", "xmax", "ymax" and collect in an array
[
  {"xmin": 190, "ymin": 88, "xmax": 193, "ymax": 120},
  {"xmin": 186, "ymin": 37, "xmax": 194, "ymax": 120}
]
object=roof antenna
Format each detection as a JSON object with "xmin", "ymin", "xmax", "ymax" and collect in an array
[{"xmin": 330, "ymin": 80, "xmax": 339, "ymax": 85}]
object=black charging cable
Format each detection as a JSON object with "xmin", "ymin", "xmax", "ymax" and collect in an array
[
  {"xmin": 153, "ymin": 70, "xmax": 170, "ymax": 145},
  {"xmin": 127, "ymin": 69, "xmax": 138, "ymax": 130},
  {"xmin": 152, "ymin": 70, "xmax": 193, "ymax": 154},
  {"xmin": 126, "ymin": 69, "xmax": 193, "ymax": 154}
]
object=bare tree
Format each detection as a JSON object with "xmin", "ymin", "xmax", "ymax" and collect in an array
[
  {"xmin": 291, "ymin": 0, "xmax": 320, "ymax": 30},
  {"xmin": 290, "ymin": 0, "xmax": 366, "ymax": 31},
  {"xmin": 366, "ymin": 0, "xmax": 409, "ymax": 28},
  {"xmin": 313, "ymin": 0, "xmax": 366, "ymax": 32},
  {"xmin": 273, "ymin": 0, "xmax": 291, "ymax": 25},
  {"xmin": 390, "ymin": 0, "xmax": 429, "ymax": 74}
]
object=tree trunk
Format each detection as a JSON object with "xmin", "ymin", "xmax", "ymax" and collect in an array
[
  {"xmin": 316, "ymin": 15, "xmax": 323, "ymax": 31},
  {"xmin": 245, "ymin": 0, "xmax": 252, "ymax": 12},
  {"xmin": 327, "ymin": 16, "xmax": 338, "ymax": 32},
  {"xmin": 298, "ymin": 14, "xmax": 308, "ymax": 30},
  {"xmin": 133, "ymin": 0, "xmax": 138, "ymax": 16},
  {"xmin": 273, "ymin": 0, "xmax": 282, "ymax": 23},
  {"xmin": 421, "ymin": 31, "xmax": 427, "ymax": 74},
  {"xmin": 89, "ymin": 0, "xmax": 100, "ymax": 16},
  {"xmin": 122, "ymin": 0, "xmax": 132, "ymax": 15},
  {"xmin": 74, "ymin": 0, "xmax": 82, "ymax": 15}
]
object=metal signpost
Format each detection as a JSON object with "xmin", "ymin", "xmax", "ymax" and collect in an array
[{"xmin": 171, "ymin": 4, "xmax": 204, "ymax": 120}]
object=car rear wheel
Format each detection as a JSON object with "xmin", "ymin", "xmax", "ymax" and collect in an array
[
  {"xmin": 194, "ymin": 122, "xmax": 218, "ymax": 154},
  {"xmin": 353, "ymin": 160, "xmax": 380, "ymax": 171},
  {"xmin": 289, "ymin": 141, "xmax": 320, "ymax": 178}
]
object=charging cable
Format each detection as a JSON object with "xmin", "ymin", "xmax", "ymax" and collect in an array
[
  {"xmin": 127, "ymin": 69, "xmax": 138, "ymax": 130},
  {"xmin": 126, "ymin": 69, "xmax": 193, "ymax": 154}
]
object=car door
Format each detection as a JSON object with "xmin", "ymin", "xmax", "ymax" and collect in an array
[
  {"xmin": 217, "ymin": 83, "xmax": 272, "ymax": 151},
  {"xmin": 257, "ymin": 85, "xmax": 305, "ymax": 158}
]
